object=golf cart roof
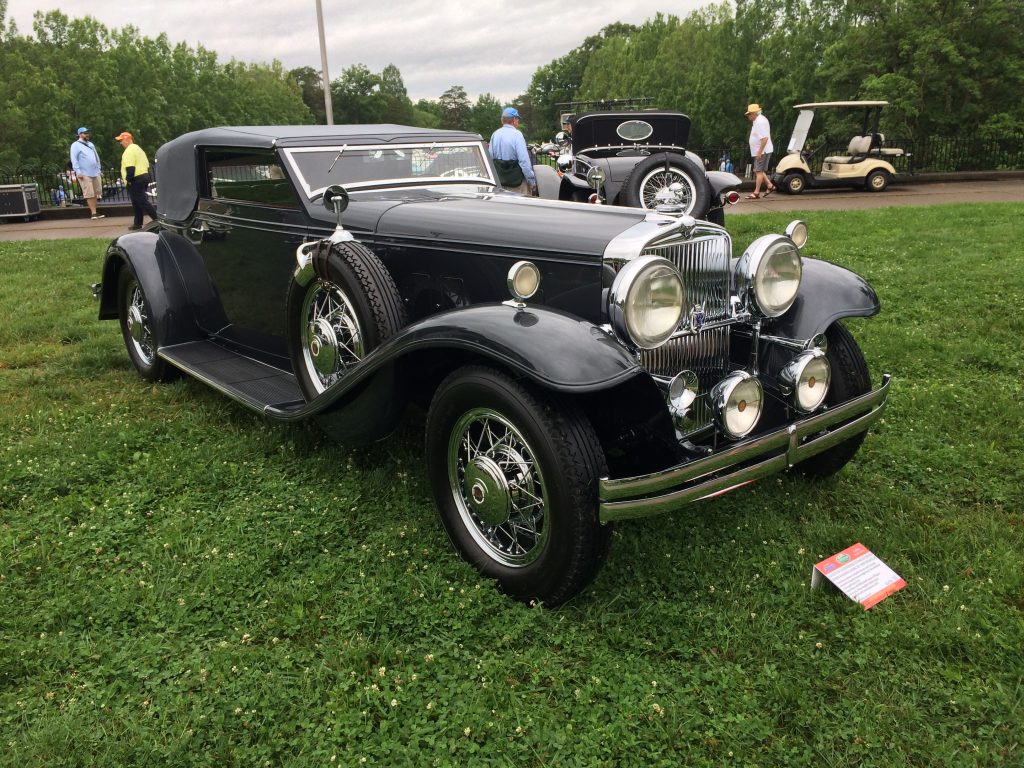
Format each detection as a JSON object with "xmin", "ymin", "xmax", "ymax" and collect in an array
[{"xmin": 793, "ymin": 101, "xmax": 889, "ymax": 109}]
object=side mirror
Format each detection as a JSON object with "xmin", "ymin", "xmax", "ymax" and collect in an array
[
  {"xmin": 555, "ymin": 131, "xmax": 569, "ymax": 147},
  {"xmin": 323, "ymin": 185, "xmax": 349, "ymax": 218}
]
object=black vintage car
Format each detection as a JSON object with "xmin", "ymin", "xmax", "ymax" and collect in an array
[
  {"xmin": 96, "ymin": 124, "xmax": 890, "ymax": 606},
  {"xmin": 535, "ymin": 109, "xmax": 741, "ymax": 223}
]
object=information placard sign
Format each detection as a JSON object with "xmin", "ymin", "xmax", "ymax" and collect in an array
[{"xmin": 811, "ymin": 542, "xmax": 905, "ymax": 610}]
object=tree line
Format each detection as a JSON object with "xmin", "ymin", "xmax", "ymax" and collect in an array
[{"xmin": 2, "ymin": 0, "xmax": 1021, "ymax": 170}]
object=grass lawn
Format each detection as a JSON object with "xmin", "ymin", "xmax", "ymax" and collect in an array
[{"xmin": 1, "ymin": 203, "xmax": 1022, "ymax": 766}]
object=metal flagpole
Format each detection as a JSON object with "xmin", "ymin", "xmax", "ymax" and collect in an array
[{"xmin": 316, "ymin": 0, "xmax": 334, "ymax": 124}]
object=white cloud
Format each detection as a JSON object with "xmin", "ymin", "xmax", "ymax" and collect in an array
[{"xmin": 5, "ymin": 0, "xmax": 706, "ymax": 102}]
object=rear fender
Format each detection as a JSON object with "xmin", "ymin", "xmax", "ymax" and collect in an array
[
  {"xmin": 771, "ymin": 257, "xmax": 880, "ymax": 340},
  {"xmin": 98, "ymin": 230, "xmax": 218, "ymax": 348}
]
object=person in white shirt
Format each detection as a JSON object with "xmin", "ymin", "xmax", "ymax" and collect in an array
[{"xmin": 744, "ymin": 104, "xmax": 776, "ymax": 199}]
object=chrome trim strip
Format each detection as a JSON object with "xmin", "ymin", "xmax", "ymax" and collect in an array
[{"xmin": 598, "ymin": 374, "xmax": 890, "ymax": 521}]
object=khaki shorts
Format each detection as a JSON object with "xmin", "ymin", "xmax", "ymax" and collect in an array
[{"xmin": 78, "ymin": 175, "xmax": 103, "ymax": 199}]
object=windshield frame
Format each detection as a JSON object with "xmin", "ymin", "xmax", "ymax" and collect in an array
[{"xmin": 281, "ymin": 141, "xmax": 496, "ymax": 200}]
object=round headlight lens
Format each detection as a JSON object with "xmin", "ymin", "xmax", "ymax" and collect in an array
[
  {"xmin": 507, "ymin": 261, "xmax": 540, "ymax": 301},
  {"xmin": 609, "ymin": 256, "xmax": 684, "ymax": 349},
  {"xmin": 710, "ymin": 372, "xmax": 764, "ymax": 439},
  {"xmin": 737, "ymin": 236, "xmax": 803, "ymax": 317},
  {"xmin": 779, "ymin": 351, "xmax": 831, "ymax": 413}
]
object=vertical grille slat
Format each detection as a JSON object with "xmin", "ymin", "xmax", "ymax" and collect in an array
[{"xmin": 638, "ymin": 229, "xmax": 733, "ymax": 435}]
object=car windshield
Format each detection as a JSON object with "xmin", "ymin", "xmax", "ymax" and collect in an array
[{"xmin": 283, "ymin": 142, "xmax": 494, "ymax": 199}]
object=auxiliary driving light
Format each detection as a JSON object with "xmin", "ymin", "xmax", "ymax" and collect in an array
[
  {"xmin": 710, "ymin": 371, "xmax": 764, "ymax": 439},
  {"xmin": 506, "ymin": 261, "xmax": 540, "ymax": 302},
  {"xmin": 778, "ymin": 350, "xmax": 831, "ymax": 413}
]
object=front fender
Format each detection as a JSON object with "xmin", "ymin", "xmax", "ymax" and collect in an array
[
  {"xmin": 99, "ymin": 232, "xmax": 202, "ymax": 348},
  {"xmin": 267, "ymin": 304, "xmax": 642, "ymax": 421},
  {"xmin": 770, "ymin": 257, "xmax": 881, "ymax": 340}
]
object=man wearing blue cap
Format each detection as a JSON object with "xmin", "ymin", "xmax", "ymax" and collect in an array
[
  {"xmin": 70, "ymin": 127, "xmax": 105, "ymax": 219},
  {"xmin": 489, "ymin": 107, "xmax": 536, "ymax": 195}
]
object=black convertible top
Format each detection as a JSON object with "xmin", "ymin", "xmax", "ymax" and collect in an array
[{"xmin": 154, "ymin": 125, "xmax": 484, "ymax": 222}]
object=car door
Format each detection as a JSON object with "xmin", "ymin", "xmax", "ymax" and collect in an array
[{"xmin": 191, "ymin": 148, "xmax": 308, "ymax": 365}]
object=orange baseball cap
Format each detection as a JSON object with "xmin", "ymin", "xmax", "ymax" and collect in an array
[{"xmin": 114, "ymin": 131, "xmax": 133, "ymax": 141}]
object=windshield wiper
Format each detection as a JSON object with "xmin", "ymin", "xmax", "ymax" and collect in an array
[{"xmin": 327, "ymin": 144, "xmax": 348, "ymax": 174}]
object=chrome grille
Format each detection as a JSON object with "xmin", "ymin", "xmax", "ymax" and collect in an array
[
  {"xmin": 640, "ymin": 227, "xmax": 733, "ymax": 435},
  {"xmin": 642, "ymin": 229, "xmax": 732, "ymax": 321}
]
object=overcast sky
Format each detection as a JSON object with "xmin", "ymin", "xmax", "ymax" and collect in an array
[{"xmin": 5, "ymin": 0, "xmax": 708, "ymax": 103}]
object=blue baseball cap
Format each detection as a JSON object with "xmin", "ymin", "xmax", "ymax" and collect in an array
[
  {"xmin": 77, "ymin": 127, "xmax": 90, "ymax": 134},
  {"xmin": 501, "ymin": 107, "xmax": 520, "ymax": 119}
]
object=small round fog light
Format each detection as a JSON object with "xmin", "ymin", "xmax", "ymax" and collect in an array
[
  {"xmin": 507, "ymin": 261, "xmax": 540, "ymax": 302},
  {"xmin": 779, "ymin": 350, "xmax": 831, "ymax": 413},
  {"xmin": 710, "ymin": 372, "xmax": 763, "ymax": 439},
  {"xmin": 785, "ymin": 220, "xmax": 808, "ymax": 248}
]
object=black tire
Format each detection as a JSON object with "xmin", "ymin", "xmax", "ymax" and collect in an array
[
  {"xmin": 620, "ymin": 153, "xmax": 713, "ymax": 217},
  {"xmin": 799, "ymin": 323, "xmax": 872, "ymax": 478},
  {"xmin": 865, "ymin": 169, "xmax": 890, "ymax": 192},
  {"xmin": 783, "ymin": 173, "xmax": 807, "ymax": 195},
  {"xmin": 117, "ymin": 265, "xmax": 178, "ymax": 383},
  {"xmin": 286, "ymin": 240, "xmax": 406, "ymax": 401},
  {"xmin": 425, "ymin": 365, "xmax": 612, "ymax": 606}
]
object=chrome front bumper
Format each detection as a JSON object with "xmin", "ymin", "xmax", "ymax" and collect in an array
[{"xmin": 598, "ymin": 375, "xmax": 891, "ymax": 522}]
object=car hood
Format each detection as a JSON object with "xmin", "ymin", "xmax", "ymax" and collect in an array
[{"xmin": 372, "ymin": 193, "xmax": 650, "ymax": 259}]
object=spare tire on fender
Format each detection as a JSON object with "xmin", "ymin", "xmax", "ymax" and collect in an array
[{"xmin": 286, "ymin": 239, "xmax": 406, "ymax": 402}]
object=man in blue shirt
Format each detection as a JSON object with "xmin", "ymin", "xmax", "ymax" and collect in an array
[
  {"xmin": 70, "ymin": 127, "xmax": 105, "ymax": 219},
  {"xmin": 489, "ymin": 107, "xmax": 536, "ymax": 195}
]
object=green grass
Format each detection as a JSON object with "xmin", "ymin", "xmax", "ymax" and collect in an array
[{"xmin": 2, "ymin": 204, "xmax": 1023, "ymax": 767}]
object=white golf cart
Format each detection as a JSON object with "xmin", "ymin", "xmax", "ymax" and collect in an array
[{"xmin": 773, "ymin": 101, "xmax": 905, "ymax": 194}]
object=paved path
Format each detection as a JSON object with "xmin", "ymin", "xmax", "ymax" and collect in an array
[
  {"xmin": 2, "ymin": 179, "xmax": 1023, "ymax": 240},
  {"xmin": 728, "ymin": 177, "xmax": 1024, "ymax": 215}
]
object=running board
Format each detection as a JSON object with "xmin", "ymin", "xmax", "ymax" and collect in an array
[{"xmin": 159, "ymin": 340, "xmax": 306, "ymax": 414}]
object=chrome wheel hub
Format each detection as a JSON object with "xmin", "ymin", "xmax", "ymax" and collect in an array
[
  {"xmin": 448, "ymin": 408, "xmax": 547, "ymax": 567},
  {"xmin": 128, "ymin": 304, "xmax": 144, "ymax": 343},
  {"xmin": 300, "ymin": 280, "xmax": 364, "ymax": 393}
]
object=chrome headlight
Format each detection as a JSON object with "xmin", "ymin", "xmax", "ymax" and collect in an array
[
  {"xmin": 506, "ymin": 261, "xmax": 540, "ymax": 301},
  {"xmin": 736, "ymin": 235, "xmax": 802, "ymax": 317},
  {"xmin": 710, "ymin": 371, "xmax": 764, "ymax": 439},
  {"xmin": 609, "ymin": 255, "xmax": 684, "ymax": 349},
  {"xmin": 779, "ymin": 350, "xmax": 831, "ymax": 413}
]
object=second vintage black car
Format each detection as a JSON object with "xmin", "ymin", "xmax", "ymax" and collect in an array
[
  {"xmin": 534, "ymin": 107, "xmax": 741, "ymax": 223},
  {"xmin": 96, "ymin": 124, "xmax": 890, "ymax": 606}
]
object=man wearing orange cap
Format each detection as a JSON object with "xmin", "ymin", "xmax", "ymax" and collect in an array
[{"xmin": 115, "ymin": 131, "xmax": 158, "ymax": 230}]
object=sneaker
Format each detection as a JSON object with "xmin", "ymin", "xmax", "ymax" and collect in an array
[
  {"xmin": 128, "ymin": 226, "xmax": 142, "ymax": 231},
  {"xmin": 91, "ymin": 214, "xmax": 106, "ymax": 220}
]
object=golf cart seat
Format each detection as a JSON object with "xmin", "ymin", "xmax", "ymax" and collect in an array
[
  {"xmin": 824, "ymin": 135, "xmax": 873, "ymax": 164},
  {"xmin": 870, "ymin": 133, "xmax": 905, "ymax": 158}
]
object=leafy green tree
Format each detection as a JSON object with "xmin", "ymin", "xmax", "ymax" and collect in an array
[
  {"xmin": 379, "ymin": 64, "xmax": 414, "ymax": 124},
  {"xmin": 439, "ymin": 85, "xmax": 471, "ymax": 130},
  {"xmin": 468, "ymin": 93, "xmax": 502, "ymax": 139},
  {"xmin": 290, "ymin": 65, "xmax": 327, "ymax": 124}
]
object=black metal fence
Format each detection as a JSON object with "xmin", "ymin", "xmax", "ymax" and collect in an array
[
  {"xmin": 0, "ymin": 165, "xmax": 132, "ymax": 209},
  {"xmin": 692, "ymin": 134, "xmax": 1023, "ymax": 177}
]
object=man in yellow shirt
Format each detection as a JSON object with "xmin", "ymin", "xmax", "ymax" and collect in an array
[{"xmin": 115, "ymin": 131, "xmax": 158, "ymax": 231}]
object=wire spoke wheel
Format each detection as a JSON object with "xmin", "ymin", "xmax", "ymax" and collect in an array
[
  {"xmin": 125, "ymin": 280, "xmax": 156, "ymax": 365},
  {"xmin": 299, "ymin": 280, "xmax": 365, "ymax": 394},
  {"xmin": 640, "ymin": 167, "xmax": 696, "ymax": 211},
  {"xmin": 448, "ymin": 407, "xmax": 548, "ymax": 567}
]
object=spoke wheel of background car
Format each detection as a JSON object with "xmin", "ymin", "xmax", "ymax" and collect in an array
[
  {"xmin": 117, "ymin": 265, "xmax": 177, "ymax": 383},
  {"xmin": 865, "ymin": 169, "xmax": 890, "ymax": 192},
  {"xmin": 783, "ymin": 173, "xmax": 807, "ymax": 194},
  {"xmin": 620, "ymin": 153, "xmax": 712, "ymax": 216},
  {"xmin": 286, "ymin": 241, "xmax": 406, "ymax": 401},
  {"xmin": 799, "ymin": 323, "xmax": 872, "ymax": 479},
  {"xmin": 425, "ymin": 365, "xmax": 612, "ymax": 606}
]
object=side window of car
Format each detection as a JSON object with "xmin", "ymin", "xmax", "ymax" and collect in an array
[{"xmin": 203, "ymin": 149, "xmax": 298, "ymax": 208}]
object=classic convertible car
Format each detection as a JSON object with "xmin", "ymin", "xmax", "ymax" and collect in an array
[{"xmin": 96, "ymin": 124, "xmax": 890, "ymax": 606}]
